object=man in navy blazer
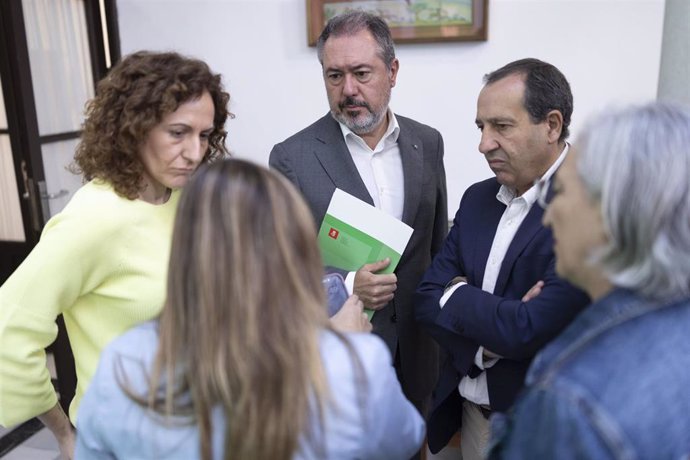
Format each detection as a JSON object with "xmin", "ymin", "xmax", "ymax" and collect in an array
[
  {"xmin": 269, "ymin": 10, "xmax": 448, "ymax": 430},
  {"xmin": 415, "ymin": 59, "xmax": 590, "ymax": 458}
]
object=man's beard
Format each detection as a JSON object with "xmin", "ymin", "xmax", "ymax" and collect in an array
[{"xmin": 331, "ymin": 94, "xmax": 389, "ymax": 135}]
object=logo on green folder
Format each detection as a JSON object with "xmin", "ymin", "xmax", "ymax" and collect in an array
[{"xmin": 318, "ymin": 214, "xmax": 400, "ymax": 273}]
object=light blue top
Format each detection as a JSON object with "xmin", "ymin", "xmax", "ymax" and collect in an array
[
  {"xmin": 488, "ymin": 288, "xmax": 690, "ymax": 459},
  {"xmin": 75, "ymin": 322, "xmax": 425, "ymax": 459}
]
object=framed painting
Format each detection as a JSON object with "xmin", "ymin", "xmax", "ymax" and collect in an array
[{"xmin": 306, "ymin": 0, "xmax": 488, "ymax": 46}]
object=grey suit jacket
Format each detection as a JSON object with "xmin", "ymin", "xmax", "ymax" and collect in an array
[{"xmin": 269, "ymin": 113, "xmax": 448, "ymax": 400}]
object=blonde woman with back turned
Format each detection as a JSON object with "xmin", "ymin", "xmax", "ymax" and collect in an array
[{"xmin": 75, "ymin": 159, "xmax": 425, "ymax": 459}]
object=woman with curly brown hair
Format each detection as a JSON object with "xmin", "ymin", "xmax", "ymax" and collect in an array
[{"xmin": 0, "ymin": 50, "xmax": 230, "ymax": 457}]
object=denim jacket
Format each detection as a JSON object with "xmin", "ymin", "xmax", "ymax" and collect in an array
[{"xmin": 488, "ymin": 288, "xmax": 690, "ymax": 460}]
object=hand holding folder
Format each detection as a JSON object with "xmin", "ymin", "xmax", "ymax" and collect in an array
[
  {"xmin": 318, "ymin": 189, "xmax": 413, "ymax": 320},
  {"xmin": 351, "ymin": 258, "xmax": 397, "ymax": 311}
]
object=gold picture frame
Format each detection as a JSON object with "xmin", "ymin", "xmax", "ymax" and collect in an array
[{"xmin": 307, "ymin": 0, "xmax": 488, "ymax": 46}]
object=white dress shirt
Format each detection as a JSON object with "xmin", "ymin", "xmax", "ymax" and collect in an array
[
  {"xmin": 441, "ymin": 144, "xmax": 569, "ymax": 406},
  {"xmin": 338, "ymin": 110, "xmax": 405, "ymax": 293}
]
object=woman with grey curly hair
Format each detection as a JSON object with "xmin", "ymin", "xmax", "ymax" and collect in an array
[{"xmin": 489, "ymin": 102, "xmax": 690, "ymax": 459}]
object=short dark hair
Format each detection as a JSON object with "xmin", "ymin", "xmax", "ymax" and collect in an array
[
  {"xmin": 484, "ymin": 58, "xmax": 573, "ymax": 142},
  {"xmin": 316, "ymin": 11, "xmax": 396, "ymax": 69}
]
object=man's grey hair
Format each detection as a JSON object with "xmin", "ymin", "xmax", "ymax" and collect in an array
[
  {"xmin": 316, "ymin": 11, "xmax": 396, "ymax": 70},
  {"xmin": 576, "ymin": 102, "xmax": 690, "ymax": 300}
]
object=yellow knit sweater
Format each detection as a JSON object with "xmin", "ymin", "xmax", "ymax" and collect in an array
[{"xmin": 0, "ymin": 180, "xmax": 179, "ymax": 426}]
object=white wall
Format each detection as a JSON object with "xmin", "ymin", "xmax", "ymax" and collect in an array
[
  {"xmin": 658, "ymin": 0, "xmax": 690, "ymax": 104},
  {"xmin": 118, "ymin": 0, "xmax": 665, "ymax": 213}
]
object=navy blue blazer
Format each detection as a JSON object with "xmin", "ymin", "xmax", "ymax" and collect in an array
[{"xmin": 415, "ymin": 177, "xmax": 589, "ymax": 454}]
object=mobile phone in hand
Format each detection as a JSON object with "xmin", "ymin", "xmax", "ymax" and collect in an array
[{"xmin": 322, "ymin": 273, "xmax": 349, "ymax": 317}]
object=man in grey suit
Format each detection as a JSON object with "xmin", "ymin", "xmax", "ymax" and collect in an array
[{"xmin": 270, "ymin": 11, "xmax": 448, "ymax": 417}]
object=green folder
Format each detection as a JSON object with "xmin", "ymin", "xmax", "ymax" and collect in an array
[{"xmin": 317, "ymin": 189, "xmax": 413, "ymax": 320}]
